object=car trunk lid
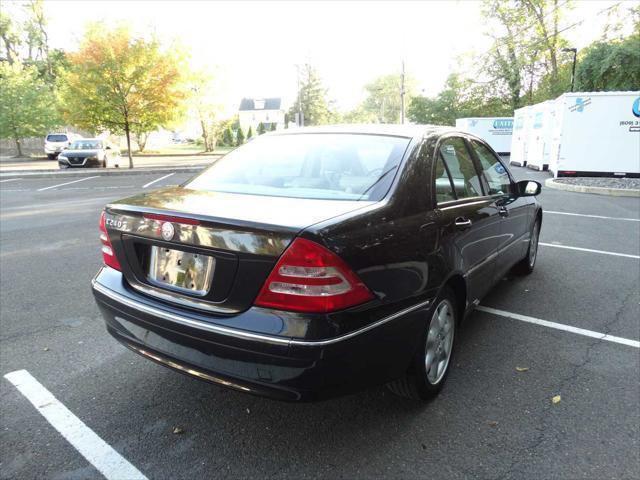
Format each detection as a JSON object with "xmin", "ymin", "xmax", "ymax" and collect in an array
[{"xmin": 103, "ymin": 186, "xmax": 373, "ymax": 314}]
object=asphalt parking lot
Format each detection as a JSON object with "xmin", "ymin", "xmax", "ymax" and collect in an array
[{"xmin": 1, "ymin": 167, "xmax": 638, "ymax": 479}]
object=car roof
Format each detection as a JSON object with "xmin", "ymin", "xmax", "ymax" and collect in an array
[{"xmin": 271, "ymin": 124, "xmax": 455, "ymax": 140}]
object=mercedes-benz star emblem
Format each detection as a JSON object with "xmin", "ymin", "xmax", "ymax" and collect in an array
[{"xmin": 161, "ymin": 222, "xmax": 175, "ymax": 241}]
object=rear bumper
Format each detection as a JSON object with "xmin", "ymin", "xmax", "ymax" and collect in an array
[{"xmin": 92, "ymin": 267, "xmax": 431, "ymax": 401}]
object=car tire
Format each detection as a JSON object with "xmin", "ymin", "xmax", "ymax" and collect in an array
[
  {"xmin": 59, "ymin": 163, "xmax": 69, "ymax": 169},
  {"xmin": 513, "ymin": 218, "xmax": 540, "ymax": 275},
  {"xmin": 387, "ymin": 287, "xmax": 457, "ymax": 401}
]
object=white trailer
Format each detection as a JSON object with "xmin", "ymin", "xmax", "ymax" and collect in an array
[
  {"xmin": 549, "ymin": 91, "xmax": 640, "ymax": 177},
  {"xmin": 509, "ymin": 106, "xmax": 533, "ymax": 167},
  {"xmin": 455, "ymin": 117, "xmax": 513, "ymax": 156},
  {"xmin": 525, "ymin": 100, "xmax": 559, "ymax": 171}
]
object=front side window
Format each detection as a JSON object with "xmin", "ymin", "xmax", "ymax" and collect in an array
[
  {"xmin": 438, "ymin": 138, "xmax": 482, "ymax": 199},
  {"xmin": 470, "ymin": 140, "xmax": 511, "ymax": 195},
  {"xmin": 186, "ymin": 133, "xmax": 410, "ymax": 201}
]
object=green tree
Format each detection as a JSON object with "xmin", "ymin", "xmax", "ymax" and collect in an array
[
  {"xmin": 0, "ymin": 10, "xmax": 21, "ymax": 65},
  {"xmin": 574, "ymin": 34, "xmax": 640, "ymax": 92},
  {"xmin": 222, "ymin": 126, "xmax": 234, "ymax": 146},
  {"xmin": 0, "ymin": 63, "xmax": 59, "ymax": 156},
  {"xmin": 59, "ymin": 25, "xmax": 188, "ymax": 167},
  {"xmin": 270, "ymin": 122, "xmax": 277, "ymax": 131},
  {"xmin": 408, "ymin": 74, "xmax": 511, "ymax": 125},
  {"xmin": 257, "ymin": 122, "xmax": 266, "ymax": 135},
  {"xmin": 236, "ymin": 127, "xmax": 245, "ymax": 146},
  {"xmin": 289, "ymin": 64, "xmax": 333, "ymax": 126},
  {"xmin": 247, "ymin": 126, "xmax": 254, "ymax": 139},
  {"xmin": 361, "ymin": 73, "xmax": 415, "ymax": 123}
]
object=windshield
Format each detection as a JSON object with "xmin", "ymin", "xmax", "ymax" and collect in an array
[
  {"xmin": 46, "ymin": 134, "xmax": 68, "ymax": 142},
  {"xmin": 70, "ymin": 140, "xmax": 102, "ymax": 150},
  {"xmin": 186, "ymin": 133, "xmax": 410, "ymax": 201}
]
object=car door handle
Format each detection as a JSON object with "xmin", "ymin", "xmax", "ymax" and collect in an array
[
  {"xmin": 498, "ymin": 206, "xmax": 509, "ymax": 217},
  {"xmin": 454, "ymin": 217, "xmax": 472, "ymax": 229}
]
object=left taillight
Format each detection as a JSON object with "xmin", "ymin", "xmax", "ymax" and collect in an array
[
  {"xmin": 254, "ymin": 237, "xmax": 374, "ymax": 314},
  {"xmin": 99, "ymin": 210, "xmax": 121, "ymax": 271}
]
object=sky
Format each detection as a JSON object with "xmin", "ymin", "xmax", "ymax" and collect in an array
[{"xmin": 22, "ymin": 0, "xmax": 634, "ymax": 114}]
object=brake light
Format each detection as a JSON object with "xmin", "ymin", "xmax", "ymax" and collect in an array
[
  {"xmin": 255, "ymin": 238, "xmax": 374, "ymax": 313},
  {"xmin": 99, "ymin": 211, "xmax": 121, "ymax": 271}
]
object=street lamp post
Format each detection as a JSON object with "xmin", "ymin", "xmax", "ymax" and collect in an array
[{"xmin": 562, "ymin": 47, "xmax": 578, "ymax": 92}]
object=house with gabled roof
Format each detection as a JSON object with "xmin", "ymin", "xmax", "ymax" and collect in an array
[{"xmin": 238, "ymin": 97, "xmax": 285, "ymax": 133}]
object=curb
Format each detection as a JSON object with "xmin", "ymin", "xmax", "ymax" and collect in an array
[
  {"xmin": 545, "ymin": 178, "xmax": 640, "ymax": 197},
  {"xmin": 0, "ymin": 165, "xmax": 207, "ymax": 179}
]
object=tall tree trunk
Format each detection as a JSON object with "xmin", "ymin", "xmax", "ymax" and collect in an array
[
  {"xmin": 200, "ymin": 119, "xmax": 210, "ymax": 152},
  {"xmin": 124, "ymin": 121, "xmax": 133, "ymax": 168},
  {"xmin": 14, "ymin": 138, "xmax": 23, "ymax": 157}
]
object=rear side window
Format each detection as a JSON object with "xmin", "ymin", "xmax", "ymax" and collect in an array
[
  {"xmin": 46, "ymin": 134, "xmax": 68, "ymax": 142},
  {"xmin": 438, "ymin": 138, "xmax": 483, "ymax": 199},
  {"xmin": 433, "ymin": 155, "xmax": 456, "ymax": 203},
  {"xmin": 470, "ymin": 140, "xmax": 511, "ymax": 195},
  {"xmin": 186, "ymin": 133, "xmax": 410, "ymax": 201}
]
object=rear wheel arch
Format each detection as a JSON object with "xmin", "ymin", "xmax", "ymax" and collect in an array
[{"xmin": 442, "ymin": 274, "xmax": 466, "ymax": 322}]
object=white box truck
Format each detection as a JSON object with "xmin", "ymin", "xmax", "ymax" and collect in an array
[
  {"xmin": 525, "ymin": 100, "xmax": 559, "ymax": 171},
  {"xmin": 455, "ymin": 117, "xmax": 513, "ymax": 156},
  {"xmin": 509, "ymin": 106, "xmax": 533, "ymax": 167},
  {"xmin": 549, "ymin": 91, "xmax": 640, "ymax": 177}
]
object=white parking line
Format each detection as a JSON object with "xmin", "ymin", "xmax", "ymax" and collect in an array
[
  {"xmin": 477, "ymin": 306, "xmax": 640, "ymax": 349},
  {"xmin": 37, "ymin": 176, "xmax": 100, "ymax": 192},
  {"xmin": 4, "ymin": 370, "xmax": 147, "ymax": 480},
  {"xmin": 142, "ymin": 173, "xmax": 174, "ymax": 189},
  {"xmin": 545, "ymin": 210, "xmax": 640, "ymax": 222},
  {"xmin": 0, "ymin": 178, "xmax": 21, "ymax": 183},
  {"xmin": 540, "ymin": 242, "xmax": 640, "ymax": 259}
]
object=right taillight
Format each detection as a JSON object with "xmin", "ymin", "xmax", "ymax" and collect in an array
[
  {"xmin": 254, "ymin": 237, "xmax": 374, "ymax": 313},
  {"xmin": 99, "ymin": 211, "xmax": 121, "ymax": 271}
]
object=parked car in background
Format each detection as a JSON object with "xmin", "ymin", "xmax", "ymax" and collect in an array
[
  {"xmin": 92, "ymin": 125, "xmax": 542, "ymax": 402},
  {"xmin": 58, "ymin": 138, "xmax": 120, "ymax": 169},
  {"xmin": 44, "ymin": 133, "xmax": 74, "ymax": 159}
]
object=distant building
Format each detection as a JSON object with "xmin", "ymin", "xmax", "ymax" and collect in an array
[{"xmin": 238, "ymin": 97, "xmax": 285, "ymax": 133}]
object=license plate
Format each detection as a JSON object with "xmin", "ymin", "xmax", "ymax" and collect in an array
[{"xmin": 148, "ymin": 246, "xmax": 214, "ymax": 295}]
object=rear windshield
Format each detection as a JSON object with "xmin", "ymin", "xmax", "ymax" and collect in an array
[
  {"xmin": 46, "ymin": 134, "xmax": 68, "ymax": 142},
  {"xmin": 186, "ymin": 133, "xmax": 410, "ymax": 201},
  {"xmin": 70, "ymin": 140, "xmax": 102, "ymax": 150}
]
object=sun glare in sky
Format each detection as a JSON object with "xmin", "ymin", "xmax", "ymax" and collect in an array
[{"xmin": 26, "ymin": 0, "xmax": 630, "ymax": 113}]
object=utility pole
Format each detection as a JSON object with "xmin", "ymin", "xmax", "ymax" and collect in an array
[
  {"xmin": 295, "ymin": 64, "xmax": 304, "ymax": 127},
  {"xmin": 562, "ymin": 48, "xmax": 578, "ymax": 92},
  {"xmin": 400, "ymin": 60, "xmax": 405, "ymax": 124}
]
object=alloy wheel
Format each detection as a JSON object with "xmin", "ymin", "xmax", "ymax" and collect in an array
[{"xmin": 425, "ymin": 299, "xmax": 455, "ymax": 384}]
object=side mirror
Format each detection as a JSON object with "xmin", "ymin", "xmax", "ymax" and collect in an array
[{"xmin": 516, "ymin": 180, "xmax": 541, "ymax": 196}]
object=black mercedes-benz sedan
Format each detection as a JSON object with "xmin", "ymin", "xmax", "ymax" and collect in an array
[{"xmin": 92, "ymin": 125, "xmax": 542, "ymax": 402}]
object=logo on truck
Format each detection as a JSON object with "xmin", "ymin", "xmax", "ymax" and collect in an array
[
  {"xmin": 492, "ymin": 119, "xmax": 513, "ymax": 129},
  {"xmin": 633, "ymin": 97, "xmax": 640, "ymax": 118}
]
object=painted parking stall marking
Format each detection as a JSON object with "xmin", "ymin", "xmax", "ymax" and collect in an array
[
  {"xmin": 37, "ymin": 176, "xmax": 100, "ymax": 192},
  {"xmin": 477, "ymin": 306, "xmax": 640, "ymax": 349},
  {"xmin": 545, "ymin": 210, "xmax": 640, "ymax": 222},
  {"xmin": 4, "ymin": 370, "xmax": 148, "ymax": 480},
  {"xmin": 539, "ymin": 242, "xmax": 640, "ymax": 259},
  {"xmin": 143, "ymin": 172, "xmax": 174, "ymax": 189},
  {"xmin": 0, "ymin": 178, "xmax": 21, "ymax": 183}
]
